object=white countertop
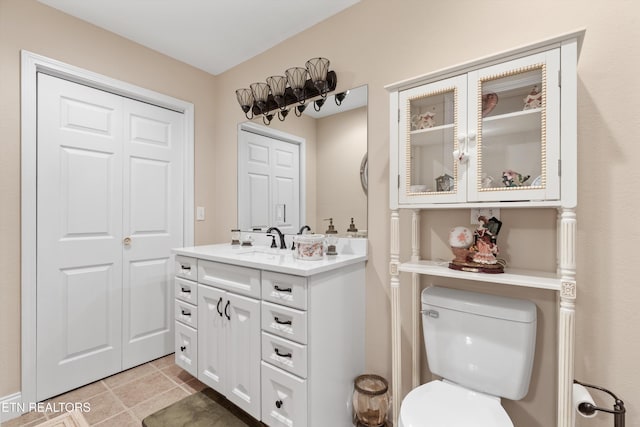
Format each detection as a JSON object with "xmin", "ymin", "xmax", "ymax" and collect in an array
[{"xmin": 173, "ymin": 239, "xmax": 367, "ymax": 277}]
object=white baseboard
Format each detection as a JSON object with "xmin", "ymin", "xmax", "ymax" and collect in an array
[{"xmin": 0, "ymin": 392, "xmax": 25, "ymax": 423}]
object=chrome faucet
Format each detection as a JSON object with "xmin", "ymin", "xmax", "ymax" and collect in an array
[{"xmin": 266, "ymin": 227, "xmax": 287, "ymax": 249}]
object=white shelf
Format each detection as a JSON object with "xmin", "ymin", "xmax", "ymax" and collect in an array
[
  {"xmin": 410, "ymin": 123, "xmax": 454, "ymax": 146},
  {"xmin": 482, "ymin": 108, "xmax": 541, "ymax": 137},
  {"xmin": 398, "ymin": 259, "xmax": 561, "ymax": 291}
]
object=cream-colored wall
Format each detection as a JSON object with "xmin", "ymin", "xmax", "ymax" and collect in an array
[
  {"xmin": 2, "ymin": 0, "xmax": 640, "ymax": 426},
  {"xmin": 0, "ymin": 0, "xmax": 218, "ymax": 397},
  {"xmin": 316, "ymin": 106, "xmax": 367, "ymax": 234},
  {"xmin": 215, "ymin": 1, "xmax": 640, "ymax": 426}
]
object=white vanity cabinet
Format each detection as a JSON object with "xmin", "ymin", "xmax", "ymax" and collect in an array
[
  {"xmin": 386, "ymin": 31, "xmax": 583, "ymax": 427},
  {"xmin": 260, "ymin": 265, "xmax": 365, "ymax": 427},
  {"xmin": 174, "ymin": 255, "xmax": 198, "ymax": 377},
  {"xmin": 173, "ymin": 243, "xmax": 367, "ymax": 427},
  {"xmin": 197, "ymin": 260, "xmax": 262, "ymax": 419}
]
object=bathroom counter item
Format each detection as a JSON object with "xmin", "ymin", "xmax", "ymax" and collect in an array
[{"xmin": 173, "ymin": 239, "xmax": 366, "ymax": 277}]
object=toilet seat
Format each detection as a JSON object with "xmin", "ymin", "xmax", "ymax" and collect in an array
[{"xmin": 398, "ymin": 380, "xmax": 513, "ymax": 427}]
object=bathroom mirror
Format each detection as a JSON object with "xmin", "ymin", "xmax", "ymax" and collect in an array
[{"xmin": 237, "ymin": 85, "xmax": 368, "ymax": 236}]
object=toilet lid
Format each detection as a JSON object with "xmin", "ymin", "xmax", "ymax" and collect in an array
[{"xmin": 399, "ymin": 380, "xmax": 513, "ymax": 427}]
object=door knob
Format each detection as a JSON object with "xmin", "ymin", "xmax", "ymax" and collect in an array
[{"xmin": 123, "ymin": 236, "xmax": 132, "ymax": 246}]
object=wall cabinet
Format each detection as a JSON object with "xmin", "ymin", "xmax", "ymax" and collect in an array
[
  {"xmin": 398, "ymin": 49, "xmax": 561, "ymax": 206},
  {"xmin": 386, "ymin": 30, "xmax": 583, "ymax": 427}
]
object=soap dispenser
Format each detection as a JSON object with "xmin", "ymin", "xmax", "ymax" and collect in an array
[
  {"xmin": 324, "ymin": 218, "xmax": 338, "ymax": 234},
  {"xmin": 347, "ymin": 218, "xmax": 358, "ymax": 234}
]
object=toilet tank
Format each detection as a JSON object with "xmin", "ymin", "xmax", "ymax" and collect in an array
[{"xmin": 422, "ymin": 286, "xmax": 537, "ymax": 400}]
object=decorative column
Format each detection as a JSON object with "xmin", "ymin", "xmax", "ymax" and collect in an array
[
  {"xmin": 557, "ymin": 208, "xmax": 577, "ymax": 427},
  {"xmin": 389, "ymin": 209, "xmax": 401, "ymax": 424},
  {"xmin": 411, "ymin": 210, "xmax": 421, "ymax": 388}
]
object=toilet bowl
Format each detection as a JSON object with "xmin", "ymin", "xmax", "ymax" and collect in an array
[
  {"xmin": 398, "ymin": 286, "xmax": 537, "ymax": 427},
  {"xmin": 398, "ymin": 380, "xmax": 512, "ymax": 427}
]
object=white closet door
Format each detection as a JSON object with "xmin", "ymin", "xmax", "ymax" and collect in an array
[
  {"xmin": 36, "ymin": 73, "xmax": 184, "ymax": 400},
  {"xmin": 36, "ymin": 73, "xmax": 124, "ymax": 400},
  {"xmin": 121, "ymin": 99, "xmax": 183, "ymax": 368}
]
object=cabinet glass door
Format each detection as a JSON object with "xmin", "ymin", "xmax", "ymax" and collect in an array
[
  {"xmin": 468, "ymin": 49, "xmax": 561, "ymax": 201},
  {"xmin": 399, "ymin": 75, "xmax": 467, "ymax": 204}
]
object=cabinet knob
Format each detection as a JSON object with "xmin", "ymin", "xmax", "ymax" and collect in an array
[
  {"xmin": 275, "ymin": 400, "xmax": 283, "ymax": 409},
  {"xmin": 181, "ymin": 309, "xmax": 190, "ymax": 316},
  {"xmin": 275, "ymin": 348, "xmax": 292, "ymax": 358},
  {"xmin": 274, "ymin": 316, "xmax": 292, "ymax": 326},
  {"xmin": 181, "ymin": 287, "xmax": 191, "ymax": 293},
  {"xmin": 274, "ymin": 284, "xmax": 292, "ymax": 293}
]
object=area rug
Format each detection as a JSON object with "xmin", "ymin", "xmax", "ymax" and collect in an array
[
  {"xmin": 35, "ymin": 410, "xmax": 89, "ymax": 427},
  {"xmin": 142, "ymin": 388, "xmax": 263, "ymax": 427}
]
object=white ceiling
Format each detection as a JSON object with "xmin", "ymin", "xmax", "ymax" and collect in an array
[{"xmin": 37, "ymin": 0, "xmax": 360, "ymax": 76}]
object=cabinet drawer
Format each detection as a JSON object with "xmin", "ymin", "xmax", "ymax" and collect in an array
[
  {"xmin": 175, "ymin": 256, "xmax": 197, "ymax": 281},
  {"xmin": 198, "ymin": 260, "xmax": 261, "ymax": 299},
  {"xmin": 262, "ymin": 271, "xmax": 307, "ymax": 310},
  {"xmin": 261, "ymin": 332, "xmax": 307, "ymax": 378},
  {"xmin": 261, "ymin": 301, "xmax": 307, "ymax": 344},
  {"xmin": 175, "ymin": 300, "xmax": 197, "ymax": 329},
  {"xmin": 175, "ymin": 322, "xmax": 197, "ymax": 377},
  {"xmin": 175, "ymin": 277, "xmax": 198, "ymax": 304},
  {"xmin": 261, "ymin": 361, "xmax": 307, "ymax": 427}
]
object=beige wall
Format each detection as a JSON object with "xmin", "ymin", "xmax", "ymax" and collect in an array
[
  {"xmin": 316, "ymin": 106, "xmax": 367, "ymax": 234},
  {"xmin": 2, "ymin": 0, "xmax": 640, "ymax": 426},
  {"xmin": 0, "ymin": 0, "xmax": 218, "ymax": 396}
]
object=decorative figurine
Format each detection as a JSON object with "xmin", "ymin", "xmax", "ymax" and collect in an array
[
  {"xmin": 435, "ymin": 173, "xmax": 454, "ymax": 192},
  {"xmin": 482, "ymin": 92, "xmax": 499, "ymax": 117},
  {"xmin": 448, "ymin": 216, "xmax": 504, "ymax": 274},
  {"xmin": 411, "ymin": 111, "xmax": 436, "ymax": 130},
  {"xmin": 502, "ymin": 169, "xmax": 530, "ymax": 187},
  {"xmin": 523, "ymin": 85, "xmax": 542, "ymax": 110}
]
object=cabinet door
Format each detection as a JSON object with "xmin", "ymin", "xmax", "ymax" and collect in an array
[
  {"xmin": 398, "ymin": 74, "xmax": 468, "ymax": 204},
  {"xmin": 467, "ymin": 49, "xmax": 561, "ymax": 201},
  {"xmin": 197, "ymin": 285, "xmax": 226, "ymax": 395},
  {"xmin": 226, "ymin": 292, "xmax": 262, "ymax": 419}
]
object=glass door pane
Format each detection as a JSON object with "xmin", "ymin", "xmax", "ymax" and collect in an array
[
  {"xmin": 476, "ymin": 66, "xmax": 545, "ymax": 192},
  {"xmin": 407, "ymin": 88, "xmax": 457, "ymax": 194}
]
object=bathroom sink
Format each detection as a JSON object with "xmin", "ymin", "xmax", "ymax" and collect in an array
[{"xmin": 234, "ymin": 248, "xmax": 292, "ymax": 262}]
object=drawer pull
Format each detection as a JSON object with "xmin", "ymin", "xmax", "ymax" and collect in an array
[
  {"xmin": 180, "ymin": 264, "xmax": 191, "ymax": 271},
  {"xmin": 225, "ymin": 300, "xmax": 231, "ymax": 320},
  {"xmin": 180, "ymin": 287, "xmax": 191, "ymax": 293},
  {"xmin": 216, "ymin": 297, "xmax": 223, "ymax": 317},
  {"xmin": 274, "ymin": 316, "xmax": 292, "ymax": 325},
  {"xmin": 275, "ymin": 400, "xmax": 283, "ymax": 409},
  {"xmin": 181, "ymin": 309, "xmax": 191, "ymax": 316},
  {"xmin": 274, "ymin": 284, "xmax": 292, "ymax": 293},
  {"xmin": 180, "ymin": 346, "xmax": 186, "ymax": 352},
  {"xmin": 274, "ymin": 348, "xmax": 292, "ymax": 358}
]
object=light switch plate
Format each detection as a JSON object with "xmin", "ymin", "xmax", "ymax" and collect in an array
[
  {"xmin": 196, "ymin": 206, "xmax": 205, "ymax": 221},
  {"xmin": 470, "ymin": 208, "xmax": 500, "ymax": 224}
]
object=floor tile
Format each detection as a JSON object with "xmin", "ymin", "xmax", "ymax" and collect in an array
[
  {"xmin": 130, "ymin": 387, "xmax": 189, "ymax": 421},
  {"xmin": 102, "ymin": 364, "xmax": 155, "ymax": 390},
  {"xmin": 148, "ymin": 354, "xmax": 175, "ymax": 370},
  {"xmin": 91, "ymin": 410, "xmax": 138, "ymax": 427},
  {"xmin": 180, "ymin": 378, "xmax": 208, "ymax": 394},
  {"xmin": 160, "ymin": 364, "xmax": 195, "ymax": 385},
  {"xmin": 81, "ymin": 392, "xmax": 125, "ymax": 425},
  {"xmin": 111, "ymin": 372, "xmax": 175, "ymax": 408},
  {"xmin": 0, "ymin": 410, "xmax": 46, "ymax": 427}
]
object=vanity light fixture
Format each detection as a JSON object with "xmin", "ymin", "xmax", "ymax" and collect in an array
[{"xmin": 235, "ymin": 57, "xmax": 338, "ymax": 125}]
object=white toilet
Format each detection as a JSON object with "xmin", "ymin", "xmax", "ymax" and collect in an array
[{"xmin": 398, "ymin": 286, "xmax": 537, "ymax": 427}]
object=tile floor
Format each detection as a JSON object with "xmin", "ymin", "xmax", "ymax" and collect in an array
[{"xmin": 2, "ymin": 354, "xmax": 207, "ymax": 427}]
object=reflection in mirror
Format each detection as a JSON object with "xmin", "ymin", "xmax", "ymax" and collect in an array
[{"xmin": 237, "ymin": 85, "xmax": 367, "ymax": 237}]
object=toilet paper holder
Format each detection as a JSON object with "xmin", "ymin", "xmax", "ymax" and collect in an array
[{"xmin": 573, "ymin": 379, "xmax": 626, "ymax": 427}]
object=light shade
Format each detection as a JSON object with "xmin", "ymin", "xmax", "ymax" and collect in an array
[
  {"xmin": 266, "ymin": 75, "xmax": 288, "ymax": 109},
  {"xmin": 306, "ymin": 57, "xmax": 330, "ymax": 96},
  {"xmin": 235, "ymin": 88, "xmax": 254, "ymax": 117},
  {"xmin": 285, "ymin": 67, "xmax": 308, "ymax": 102},
  {"xmin": 249, "ymin": 82, "xmax": 270, "ymax": 112}
]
